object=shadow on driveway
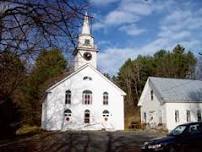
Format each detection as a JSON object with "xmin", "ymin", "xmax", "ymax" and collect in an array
[{"xmin": 0, "ymin": 130, "xmax": 166, "ymax": 152}]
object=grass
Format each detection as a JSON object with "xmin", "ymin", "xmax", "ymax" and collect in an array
[
  {"xmin": 16, "ymin": 124, "xmax": 41, "ymax": 136},
  {"xmin": 125, "ymin": 106, "xmax": 141, "ymax": 129}
]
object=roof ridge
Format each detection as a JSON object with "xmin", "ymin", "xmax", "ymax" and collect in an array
[{"xmin": 149, "ymin": 76, "xmax": 202, "ymax": 82}]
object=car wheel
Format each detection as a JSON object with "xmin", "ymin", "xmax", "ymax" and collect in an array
[{"xmin": 168, "ymin": 146, "xmax": 177, "ymax": 152}]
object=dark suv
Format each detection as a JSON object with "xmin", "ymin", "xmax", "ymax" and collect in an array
[{"xmin": 142, "ymin": 122, "xmax": 202, "ymax": 152}]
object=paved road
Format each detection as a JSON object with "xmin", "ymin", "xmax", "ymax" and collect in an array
[{"xmin": 0, "ymin": 130, "xmax": 166, "ymax": 152}]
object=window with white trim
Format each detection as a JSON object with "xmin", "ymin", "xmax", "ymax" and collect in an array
[
  {"xmin": 175, "ymin": 110, "xmax": 179, "ymax": 123},
  {"xmin": 84, "ymin": 109, "xmax": 90, "ymax": 123},
  {"xmin": 144, "ymin": 112, "xmax": 147, "ymax": 123},
  {"xmin": 103, "ymin": 110, "xmax": 109, "ymax": 121},
  {"xmin": 65, "ymin": 90, "xmax": 71, "ymax": 104},
  {"xmin": 151, "ymin": 90, "xmax": 154, "ymax": 100},
  {"xmin": 186, "ymin": 110, "xmax": 191, "ymax": 122},
  {"xmin": 103, "ymin": 92, "xmax": 109, "ymax": 105},
  {"xmin": 82, "ymin": 90, "xmax": 92, "ymax": 104},
  {"xmin": 64, "ymin": 109, "xmax": 72, "ymax": 122},
  {"xmin": 197, "ymin": 110, "xmax": 201, "ymax": 122}
]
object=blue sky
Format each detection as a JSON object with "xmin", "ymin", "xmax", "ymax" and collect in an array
[{"xmin": 88, "ymin": 0, "xmax": 202, "ymax": 75}]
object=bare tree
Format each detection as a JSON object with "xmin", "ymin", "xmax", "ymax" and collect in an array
[
  {"xmin": 0, "ymin": 0, "xmax": 88, "ymax": 101},
  {"xmin": 0, "ymin": 1, "xmax": 89, "ymax": 135},
  {"xmin": 0, "ymin": 0, "xmax": 88, "ymax": 57},
  {"xmin": 0, "ymin": 51, "xmax": 25, "ymax": 101}
]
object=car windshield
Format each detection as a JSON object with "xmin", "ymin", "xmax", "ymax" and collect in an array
[{"xmin": 169, "ymin": 125, "xmax": 187, "ymax": 136}]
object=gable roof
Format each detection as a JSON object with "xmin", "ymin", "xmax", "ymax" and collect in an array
[
  {"xmin": 46, "ymin": 64, "xmax": 126, "ymax": 96},
  {"xmin": 149, "ymin": 77, "xmax": 202, "ymax": 103}
]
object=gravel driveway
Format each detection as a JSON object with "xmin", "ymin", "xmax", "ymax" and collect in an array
[{"xmin": 0, "ymin": 129, "xmax": 167, "ymax": 152}]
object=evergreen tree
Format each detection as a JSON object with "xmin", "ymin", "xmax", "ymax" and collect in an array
[
  {"xmin": 115, "ymin": 44, "xmax": 197, "ymax": 127},
  {"xmin": 21, "ymin": 48, "xmax": 67, "ymax": 125}
]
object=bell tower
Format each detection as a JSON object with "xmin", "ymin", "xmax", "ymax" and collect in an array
[{"xmin": 74, "ymin": 12, "xmax": 97, "ymax": 71}]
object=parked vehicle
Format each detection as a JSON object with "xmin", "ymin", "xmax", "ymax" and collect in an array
[{"xmin": 141, "ymin": 122, "xmax": 202, "ymax": 152}]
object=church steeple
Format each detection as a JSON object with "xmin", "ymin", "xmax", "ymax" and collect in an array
[
  {"xmin": 74, "ymin": 12, "xmax": 97, "ymax": 71},
  {"xmin": 81, "ymin": 12, "xmax": 90, "ymax": 35}
]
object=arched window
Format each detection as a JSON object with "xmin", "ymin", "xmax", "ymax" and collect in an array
[
  {"xmin": 82, "ymin": 90, "xmax": 92, "ymax": 104},
  {"xmin": 65, "ymin": 90, "xmax": 71, "ymax": 104},
  {"xmin": 84, "ymin": 109, "xmax": 90, "ymax": 123},
  {"xmin": 64, "ymin": 109, "xmax": 72, "ymax": 122},
  {"xmin": 103, "ymin": 92, "xmax": 109, "ymax": 105},
  {"xmin": 103, "ymin": 110, "xmax": 109, "ymax": 121},
  {"xmin": 83, "ymin": 76, "xmax": 88, "ymax": 80},
  {"xmin": 83, "ymin": 76, "xmax": 92, "ymax": 80}
]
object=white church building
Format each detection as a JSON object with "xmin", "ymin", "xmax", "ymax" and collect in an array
[
  {"xmin": 138, "ymin": 77, "xmax": 202, "ymax": 131},
  {"xmin": 41, "ymin": 13, "xmax": 126, "ymax": 131}
]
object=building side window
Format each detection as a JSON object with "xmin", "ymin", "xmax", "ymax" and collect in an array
[
  {"xmin": 64, "ymin": 109, "xmax": 72, "ymax": 122},
  {"xmin": 197, "ymin": 110, "xmax": 201, "ymax": 122},
  {"xmin": 84, "ymin": 109, "xmax": 90, "ymax": 123},
  {"xmin": 144, "ymin": 112, "xmax": 147, "ymax": 123},
  {"xmin": 103, "ymin": 92, "xmax": 109, "ymax": 105},
  {"xmin": 65, "ymin": 90, "xmax": 71, "ymax": 104},
  {"xmin": 175, "ymin": 110, "xmax": 179, "ymax": 123},
  {"xmin": 151, "ymin": 90, "xmax": 154, "ymax": 101},
  {"xmin": 103, "ymin": 110, "xmax": 109, "ymax": 121},
  {"xmin": 82, "ymin": 90, "xmax": 92, "ymax": 105},
  {"xmin": 158, "ymin": 110, "xmax": 162, "ymax": 124},
  {"xmin": 186, "ymin": 110, "xmax": 191, "ymax": 122}
]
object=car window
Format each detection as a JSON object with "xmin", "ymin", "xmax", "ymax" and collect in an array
[
  {"xmin": 189, "ymin": 124, "xmax": 201, "ymax": 134},
  {"xmin": 170, "ymin": 125, "xmax": 187, "ymax": 136}
]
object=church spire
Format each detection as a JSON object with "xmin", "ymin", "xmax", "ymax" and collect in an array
[
  {"xmin": 81, "ymin": 11, "xmax": 90, "ymax": 35},
  {"xmin": 74, "ymin": 11, "xmax": 97, "ymax": 71}
]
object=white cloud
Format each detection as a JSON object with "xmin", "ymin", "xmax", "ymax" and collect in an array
[
  {"xmin": 95, "ymin": 1, "xmax": 202, "ymax": 74},
  {"xmin": 119, "ymin": 24, "xmax": 145, "ymax": 36},
  {"xmin": 93, "ymin": 0, "xmax": 152, "ymax": 31},
  {"xmin": 93, "ymin": 22, "xmax": 105, "ymax": 30},
  {"xmin": 158, "ymin": 30, "xmax": 191, "ymax": 41},
  {"xmin": 160, "ymin": 9, "xmax": 202, "ymax": 33},
  {"xmin": 98, "ymin": 34, "xmax": 202, "ymax": 75},
  {"xmin": 98, "ymin": 38, "xmax": 172, "ymax": 74},
  {"xmin": 98, "ymin": 47, "xmax": 138, "ymax": 74},
  {"xmin": 93, "ymin": 0, "xmax": 176, "ymax": 31},
  {"xmin": 105, "ymin": 11, "xmax": 139, "ymax": 25},
  {"xmin": 97, "ymin": 40, "xmax": 112, "ymax": 47},
  {"xmin": 119, "ymin": 0, "xmax": 153, "ymax": 16},
  {"xmin": 98, "ymin": 29, "xmax": 201, "ymax": 75}
]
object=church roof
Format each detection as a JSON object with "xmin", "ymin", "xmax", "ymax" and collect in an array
[
  {"xmin": 149, "ymin": 77, "xmax": 202, "ymax": 102},
  {"xmin": 46, "ymin": 64, "xmax": 126, "ymax": 96}
]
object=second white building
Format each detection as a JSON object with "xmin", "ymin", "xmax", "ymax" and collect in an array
[{"xmin": 138, "ymin": 77, "xmax": 202, "ymax": 131}]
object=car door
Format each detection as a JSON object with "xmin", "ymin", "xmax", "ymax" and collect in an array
[{"xmin": 185, "ymin": 124, "xmax": 202, "ymax": 152}]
